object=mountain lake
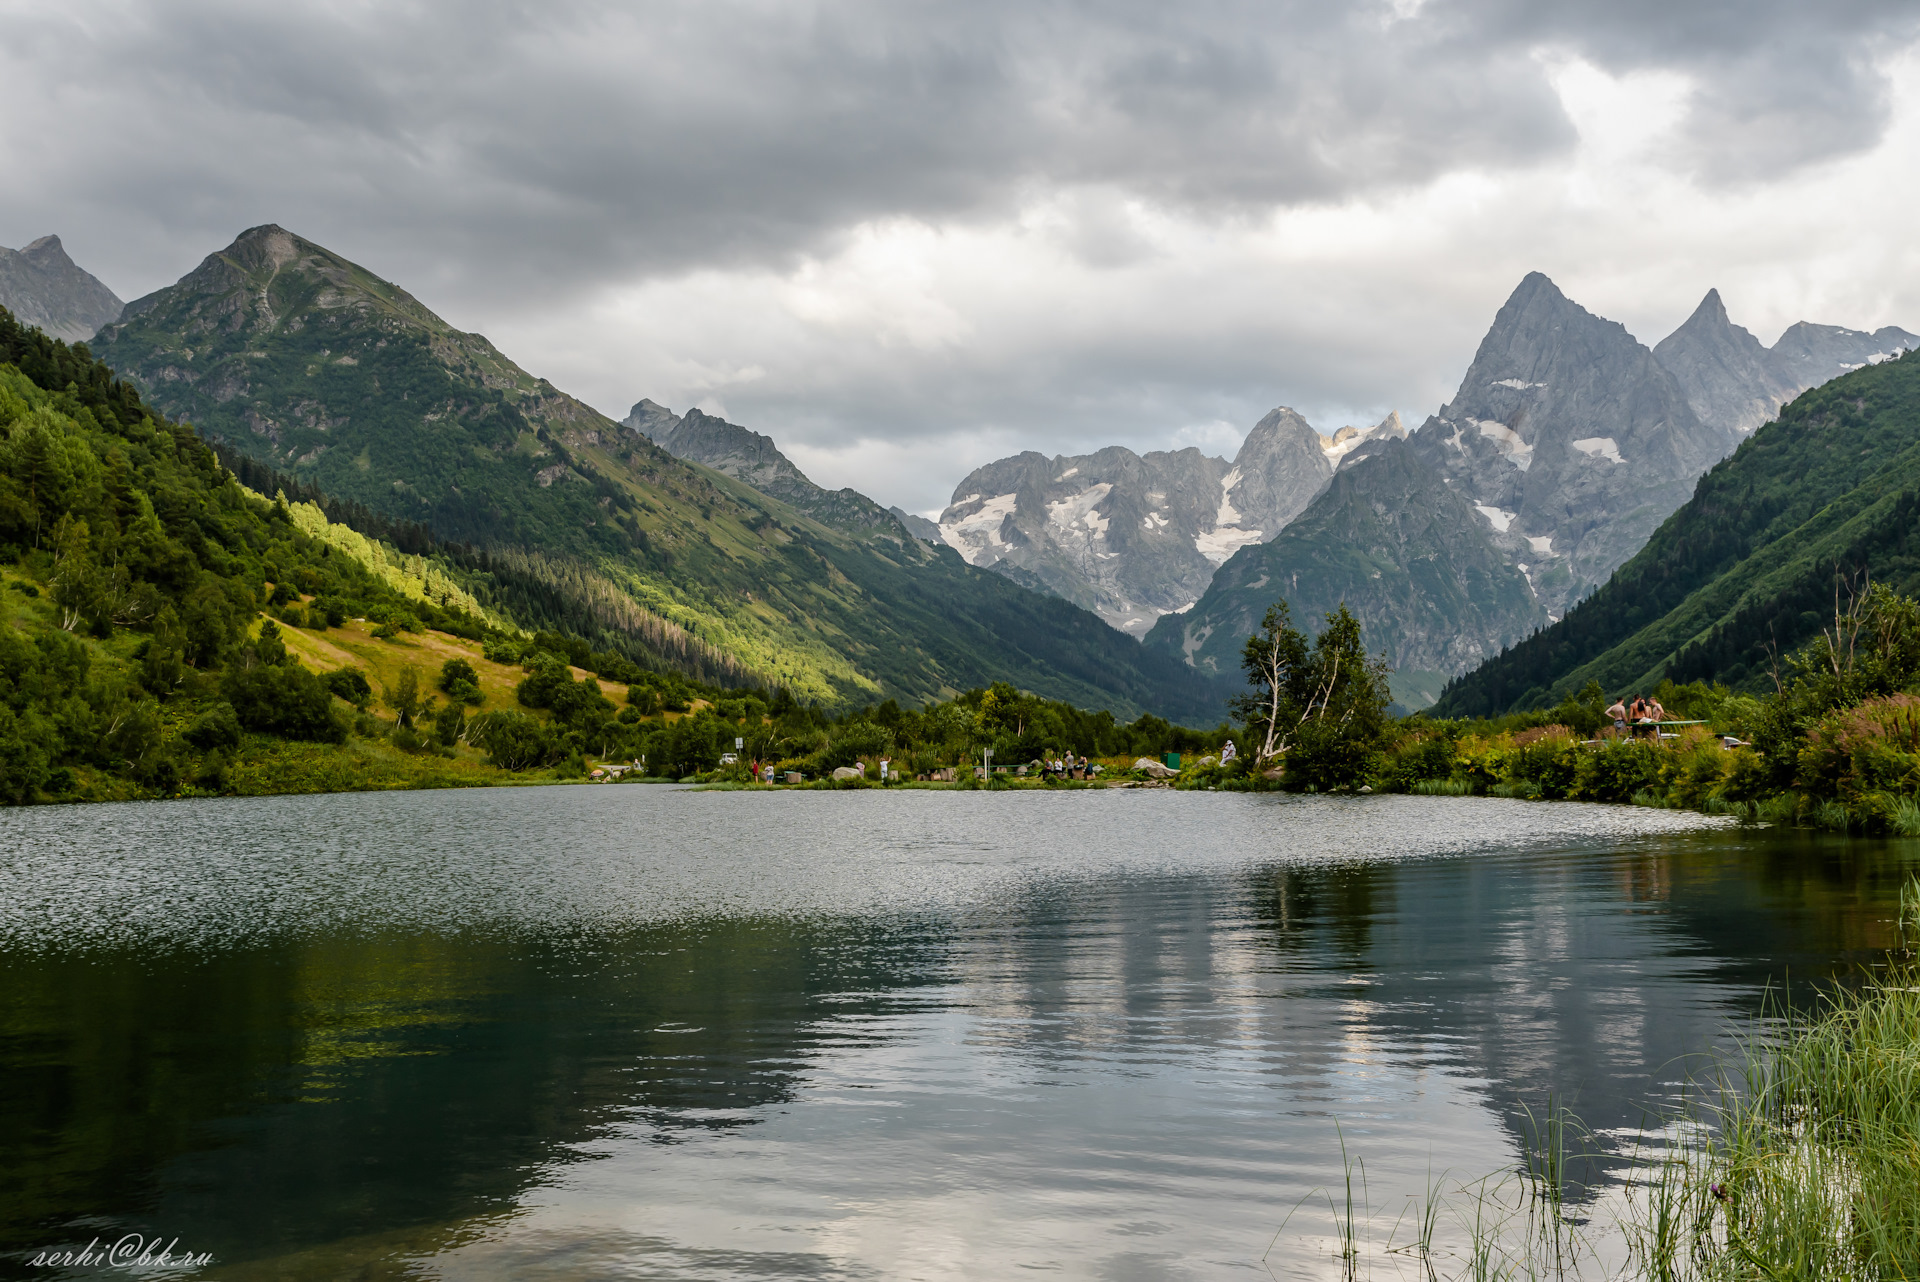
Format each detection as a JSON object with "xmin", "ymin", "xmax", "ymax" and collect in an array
[{"xmin": 2, "ymin": 786, "xmax": 1915, "ymax": 1280}]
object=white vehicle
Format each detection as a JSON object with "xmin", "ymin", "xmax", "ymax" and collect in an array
[{"xmin": 719, "ymin": 752, "xmax": 738, "ymax": 765}]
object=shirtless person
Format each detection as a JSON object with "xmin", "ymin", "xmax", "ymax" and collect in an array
[{"xmin": 1605, "ymin": 697, "xmax": 1628, "ymax": 736}]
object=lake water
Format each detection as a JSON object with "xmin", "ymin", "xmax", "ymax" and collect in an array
[{"xmin": 2, "ymin": 786, "xmax": 1915, "ymax": 1281}]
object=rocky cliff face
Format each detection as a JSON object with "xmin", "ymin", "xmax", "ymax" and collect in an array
[
  {"xmin": 626, "ymin": 400, "xmax": 908, "ymax": 535},
  {"xmin": 1653, "ymin": 290, "xmax": 1916, "ymax": 436},
  {"xmin": 1650, "ymin": 290, "xmax": 1797, "ymax": 437},
  {"xmin": 1143, "ymin": 437, "xmax": 1545, "ymax": 701},
  {"xmin": 1405, "ymin": 272, "xmax": 1736, "ymax": 618},
  {"xmin": 0, "ymin": 235, "xmax": 124, "ymax": 343},
  {"xmin": 1765, "ymin": 320, "xmax": 1917, "ymax": 395},
  {"xmin": 935, "ymin": 406, "xmax": 1348, "ymax": 635},
  {"xmin": 1148, "ymin": 276, "xmax": 1914, "ymax": 693}
]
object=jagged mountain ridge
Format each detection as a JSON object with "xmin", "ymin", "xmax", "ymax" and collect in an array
[
  {"xmin": 1434, "ymin": 347, "xmax": 1920, "ymax": 714},
  {"xmin": 1146, "ymin": 274, "xmax": 1912, "ymax": 703},
  {"xmin": 1653, "ymin": 289, "xmax": 1916, "ymax": 437},
  {"xmin": 0, "ymin": 235, "xmax": 124, "ymax": 343},
  {"xmin": 92, "ymin": 224, "xmax": 1233, "ymax": 720},
  {"xmin": 1404, "ymin": 272, "xmax": 1739, "ymax": 618},
  {"xmin": 935, "ymin": 408, "xmax": 1401, "ymax": 635},
  {"xmin": 623, "ymin": 399, "xmax": 908, "ymax": 535}
]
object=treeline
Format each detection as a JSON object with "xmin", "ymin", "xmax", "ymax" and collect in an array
[
  {"xmin": 1354, "ymin": 583, "xmax": 1920, "ymax": 834},
  {"xmin": 449, "ymin": 644, "xmax": 1233, "ymax": 781}
]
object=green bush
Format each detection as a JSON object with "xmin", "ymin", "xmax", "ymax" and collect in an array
[
  {"xmin": 184, "ymin": 701, "xmax": 243, "ymax": 751},
  {"xmin": 224, "ymin": 660, "xmax": 347, "ymax": 743},
  {"xmin": 438, "ymin": 657, "xmax": 484, "ymax": 706},
  {"xmin": 1575, "ymin": 738, "xmax": 1661, "ymax": 803},
  {"xmin": 323, "ymin": 667, "xmax": 373, "ymax": 709},
  {"xmin": 469, "ymin": 711, "xmax": 554, "ymax": 770}
]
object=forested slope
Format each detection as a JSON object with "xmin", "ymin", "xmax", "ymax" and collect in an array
[
  {"xmin": 1434, "ymin": 349, "xmax": 1920, "ymax": 714},
  {"xmin": 94, "ymin": 225, "xmax": 1229, "ymax": 722}
]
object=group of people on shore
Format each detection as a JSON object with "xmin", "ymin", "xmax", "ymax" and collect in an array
[
  {"xmin": 1604, "ymin": 694, "xmax": 1668, "ymax": 738},
  {"xmin": 1039, "ymin": 754, "xmax": 1094, "ymax": 780}
]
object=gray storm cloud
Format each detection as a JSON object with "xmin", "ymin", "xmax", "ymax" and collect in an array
[
  {"xmin": 5, "ymin": 0, "xmax": 1913, "ymax": 300},
  {"xmin": 3, "ymin": 0, "xmax": 1918, "ymax": 514}
]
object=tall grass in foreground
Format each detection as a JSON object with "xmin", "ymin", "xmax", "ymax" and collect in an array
[
  {"xmin": 1628, "ymin": 970, "xmax": 1920, "ymax": 1279},
  {"xmin": 1613, "ymin": 878, "xmax": 1917, "ymax": 1279},
  {"xmin": 1281, "ymin": 878, "xmax": 1920, "ymax": 1280}
]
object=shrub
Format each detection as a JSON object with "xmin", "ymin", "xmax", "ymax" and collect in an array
[
  {"xmin": 223, "ymin": 663, "xmax": 348, "ymax": 743},
  {"xmin": 438, "ymin": 657, "xmax": 483, "ymax": 706},
  {"xmin": 184, "ymin": 700, "xmax": 243, "ymax": 751},
  {"xmin": 1798, "ymin": 695, "xmax": 1920, "ymax": 804},
  {"xmin": 469, "ymin": 711, "xmax": 554, "ymax": 770},
  {"xmin": 0, "ymin": 705, "xmax": 53, "ymax": 803},
  {"xmin": 323, "ymin": 667, "xmax": 373, "ymax": 709},
  {"xmin": 1576, "ymin": 738, "xmax": 1661, "ymax": 803},
  {"xmin": 1379, "ymin": 730, "xmax": 1456, "ymax": 790},
  {"xmin": 1510, "ymin": 728, "xmax": 1581, "ymax": 800}
]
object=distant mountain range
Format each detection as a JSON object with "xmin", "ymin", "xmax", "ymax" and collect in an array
[
  {"xmin": 0, "ymin": 235, "xmax": 122, "ymax": 342},
  {"xmin": 1146, "ymin": 275, "xmax": 1914, "ymax": 706},
  {"xmin": 622, "ymin": 399, "xmax": 913, "ymax": 536},
  {"xmin": 86, "ymin": 224, "xmax": 1231, "ymax": 721},
  {"xmin": 933, "ymin": 408, "xmax": 1404, "ymax": 635}
]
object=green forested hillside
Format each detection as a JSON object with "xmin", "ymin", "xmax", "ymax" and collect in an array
[
  {"xmin": 1434, "ymin": 349, "xmax": 1920, "ymax": 714},
  {"xmin": 94, "ymin": 225, "xmax": 1229, "ymax": 722},
  {"xmin": 0, "ymin": 307, "xmax": 514, "ymax": 800}
]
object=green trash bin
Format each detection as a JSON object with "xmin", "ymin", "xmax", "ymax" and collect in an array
[{"xmin": 1162, "ymin": 752, "xmax": 1181, "ymax": 770}]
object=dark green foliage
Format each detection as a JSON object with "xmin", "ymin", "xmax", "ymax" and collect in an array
[
  {"xmin": 183, "ymin": 701, "xmax": 242, "ymax": 751},
  {"xmin": 324, "ymin": 668, "xmax": 373, "ymax": 709},
  {"xmin": 438, "ymin": 657, "xmax": 482, "ymax": 705},
  {"xmin": 224, "ymin": 660, "xmax": 346, "ymax": 744},
  {"xmin": 1229, "ymin": 601, "xmax": 1393, "ymax": 790},
  {"xmin": 469, "ymin": 711, "xmax": 555, "ymax": 770}
]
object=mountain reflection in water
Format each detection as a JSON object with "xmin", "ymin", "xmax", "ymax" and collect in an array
[{"xmin": 1, "ymin": 788, "xmax": 1912, "ymax": 1280}]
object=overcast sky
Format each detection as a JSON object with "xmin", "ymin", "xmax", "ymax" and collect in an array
[{"xmin": 5, "ymin": 0, "xmax": 1920, "ymax": 516}]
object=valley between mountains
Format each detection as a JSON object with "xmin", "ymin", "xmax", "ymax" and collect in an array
[{"xmin": 5, "ymin": 223, "xmax": 1916, "ymax": 723}]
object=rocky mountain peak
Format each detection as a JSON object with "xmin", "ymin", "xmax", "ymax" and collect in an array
[
  {"xmin": 1224, "ymin": 405, "xmax": 1333, "ymax": 533},
  {"xmin": 0, "ymin": 233, "xmax": 125, "ymax": 343},
  {"xmin": 637, "ymin": 404, "xmax": 907, "ymax": 535},
  {"xmin": 1651, "ymin": 288, "xmax": 1791, "ymax": 436},
  {"xmin": 1322, "ymin": 410, "xmax": 1408, "ymax": 467},
  {"xmin": 1652, "ymin": 295, "xmax": 1917, "ymax": 438},
  {"xmin": 1407, "ymin": 273, "xmax": 1731, "ymax": 617},
  {"xmin": 623, "ymin": 398, "xmax": 684, "ymax": 440}
]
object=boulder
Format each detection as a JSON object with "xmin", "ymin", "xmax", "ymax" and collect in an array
[
  {"xmin": 1132, "ymin": 757, "xmax": 1177, "ymax": 779},
  {"xmin": 831, "ymin": 766, "xmax": 863, "ymax": 781}
]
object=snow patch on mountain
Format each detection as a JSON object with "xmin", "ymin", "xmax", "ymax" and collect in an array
[
  {"xmin": 1474, "ymin": 504, "xmax": 1516, "ymax": 532},
  {"xmin": 1047, "ymin": 484, "xmax": 1112, "ymax": 539},
  {"xmin": 1474, "ymin": 420, "xmax": 1533, "ymax": 470},
  {"xmin": 940, "ymin": 492, "xmax": 1020, "ymax": 562},
  {"xmin": 1193, "ymin": 525, "xmax": 1265, "ymax": 565},
  {"xmin": 1572, "ymin": 437, "xmax": 1624, "ymax": 464}
]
